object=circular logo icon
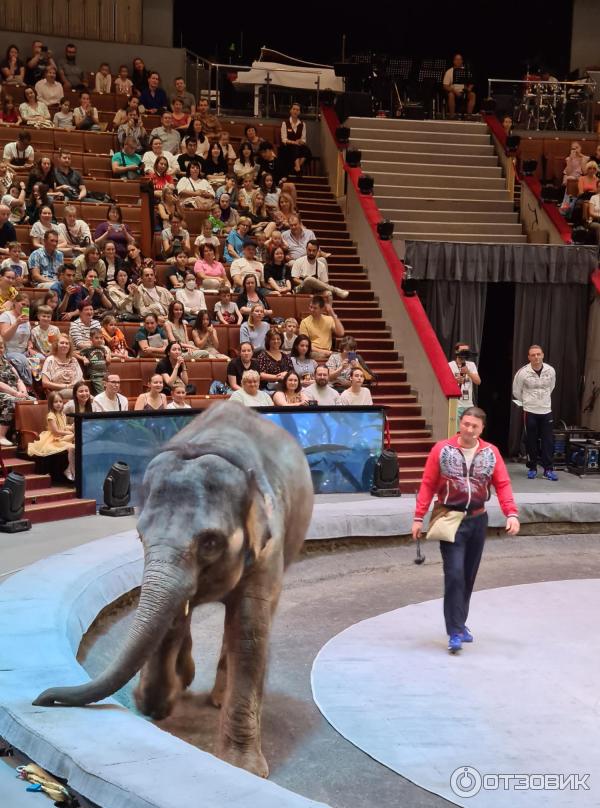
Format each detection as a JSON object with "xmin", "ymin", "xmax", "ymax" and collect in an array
[{"xmin": 450, "ymin": 766, "xmax": 482, "ymax": 797}]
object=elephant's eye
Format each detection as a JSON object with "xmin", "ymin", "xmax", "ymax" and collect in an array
[{"xmin": 196, "ymin": 531, "xmax": 226, "ymax": 560}]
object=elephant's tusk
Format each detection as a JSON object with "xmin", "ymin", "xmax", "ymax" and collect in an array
[{"xmin": 184, "ymin": 600, "xmax": 190, "ymax": 617}]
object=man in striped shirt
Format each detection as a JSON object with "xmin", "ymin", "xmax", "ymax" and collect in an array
[{"xmin": 69, "ymin": 301, "xmax": 101, "ymax": 359}]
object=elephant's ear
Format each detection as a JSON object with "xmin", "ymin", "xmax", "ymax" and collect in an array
[{"xmin": 245, "ymin": 469, "xmax": 275, "ymax": 563}]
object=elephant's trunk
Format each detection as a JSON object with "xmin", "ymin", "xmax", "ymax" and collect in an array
[{"xmin": 33, "ymin": 554, "xmax": 195, "ymax": 707}]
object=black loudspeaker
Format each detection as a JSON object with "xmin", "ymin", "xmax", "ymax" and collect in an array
[
  {"xmin": 335, "ymin": 92, "xmax": 373, "ymax": 122},
  {"xmin": 370, "ymin": 450, "xmax": 401, "ymax": 497}
]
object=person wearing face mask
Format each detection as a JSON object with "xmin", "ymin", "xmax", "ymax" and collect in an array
[{"xmin": 175, "ymin": 272, "xmax": 207, "ymax": 320}]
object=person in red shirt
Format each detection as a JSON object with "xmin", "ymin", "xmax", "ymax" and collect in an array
[{"xmin": 411, "ymin": 407, "xmax": 520, "ymax": 654}]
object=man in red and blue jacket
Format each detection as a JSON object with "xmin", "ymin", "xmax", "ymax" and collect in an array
[{"xmin": 412, "ymin": 406, "xmax": 520, "ymax": 654}]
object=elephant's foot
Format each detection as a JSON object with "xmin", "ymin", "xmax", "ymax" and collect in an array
[
  {"xmin": 218, "ymin": 741, "xmax": 269, "ymax": 778},
  {"xmin": 209, "ymin": 674, "xmax": 226, "ymax": 708},
  {"xmin": 134, "ymin": 680, "xmax": 179, "ymax": 721}
]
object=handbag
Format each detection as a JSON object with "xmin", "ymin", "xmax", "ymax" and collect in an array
[{"xmin": 426, "ymin": 504, "xmax": 465, "ymax": 543}]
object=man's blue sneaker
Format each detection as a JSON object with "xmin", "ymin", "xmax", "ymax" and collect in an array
[
  {"xmin": 543, "ymin": 469, "xmax": 559, "ymax": 481},
  {"xmin": 527, "ymin": 469, "xmax": 537, "ymax": 479},
  {"xmin": 448, "ymin": 634, "xmax": 462, "ymax": 654},
  {"xmin": 460, "ymin": 626, "xmax": 474, "ymax": 643}
]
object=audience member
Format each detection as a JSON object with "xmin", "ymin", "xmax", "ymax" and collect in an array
[
  {"xmin": 215, "ymin": 193, "xmax": 239, "ymax": 232},
  {"xmin": 327, "ymin": 336, "xmax": 362, "ymax": 389},
  {"xmin": 170, "ymin": 98, "xmax": 191, "ymax": 133},
  {"xmin": 142, "ymin": 136, "xmax": 179, "ymax": 175},
  {"xmin": 0, "ymin": 292, "xmax": 33, "ymax": 386},
  {"xmin": 131, "ymin": 266, "xmax": 172, "ymax": 319},
  {"xmin": 101, "ymin": 241, "xmax": 123, "ymax": 284},
  {"xmin": 299, "ymin": 295, "xmax": 344, "ymax": 360},
  {"xmin": 194, "ymin": 219, "xmax": 220, "ymax": 256},
  {"xmin": 2, "ymin": 184, "xmax": 26, "ymax": 226},
  {"xmin": 53, "ymin": 265, "xmax": 83, "ymax": 320},
  {"xmin": 139, "ymin": 71, "xmax": 169, "ymax": 114},
  {"xmin": 225, "ymin": 218, "xmax": 252, "ymax": 264},
  {"xmin": 64, "ymin": 381, "xmax": 102, "ymax": 416},
  {"xmin": 0, "ymin": 162, "xmax": 16, "ymax": 195},
  {"xmin": 155, "ymin": 341, "xmax": 195, "ymax": 395},
  {"xmin": 0, "ymin": 334, "xmax": 31, "ymax": 446},
  {"xmin": 3, "ymin": 132, "xmax": 34, "ymax": 169},
  {"xmin": 35, "ymin": 66, "xmax": 63, "ymax": 107},
  {"xmin": 191, "ymin": 310, "xmax": 228, "ymax": 359},
  {"xmin": 94, "ymin": 373, "xmax": 129, "ymax": 411},
  {"xmin": 0, "ymin": 267, "xmax": 18, "ymax": 310},
  {"xmin": 133, "ymin": 313, "xmax": 168, "ymax": 358},
  {"xmin": 257, "ymin": 329, "xmax": 292, "ymax": 390},
  {"xmin": 149, "ymin": 157, "xmax": 175, "ymax": 196},
  {"xmin": 164, "ymin": 300, "xmax": 197, "ymax": 354},
  {"xmin": 563, "ymin": 142, "xmax": 588, "ymax": 185},
  {"xmin": 338, "ymin": 367, "xmax": 373, "ymax": 405},
  {"xmin": 165, "ymin": 251, "xmax": 188, "ymax": 289},
  {"xmin": 256, "ymin": 141, "xmax": 286, "ymax": 184},
  {"xmin": 134, "ymin": 373, "xmax": 167, "ymax": 410},
  {"xmin": 106, "ymin": 268, "xmax": 137, "ymax": 321},
  {"xmin": 1, "ymin": 242, "xmax": 28, "ymax": 284},
  {"xmin": 101, "ymin": 314, "xmax": 129, "ymax": 358},
  {"xmin": 1, "ymin": 45, "xmax": 25, "ymax": 84},
  {"xmin": 93, "ymin": 205, "xmax": 135, "ymax": 259},
  {"xmin": 213, "ymin": 284, "xmax": 242, "ymax": 325},
  {"xmin": 237, "ymin": 274, "xmax": 272, "ymax": 319},
  {"xmin": 227, "ymin": 341, "xmax": 259, "ymax": 390},
  {"xmin": 150, "ymin": 111, "xmax": 181, "ymax": 155},
  {"xmin": 19, "ymin": 87, "xmax": 51, "ymax": 125},
  {"xmin": 228, "ymin": 369, "xmax": 273, "ymax": 407},
  {"xmin": 279, "ymin": 103, "xmax": 312, "ymax": 176},
  {"xmin": 28, "ymin": 304, "xmax": 60, "ymax": 357},
  {"xmin": 171, "ymin": 77, "xmax": 196, "ymax": 114},
  {"xmin": 175, "ymin": 272, "xmax": 207, "ymax": 319},
  {"xmin": 281, "ymin": 317, "xmax": 298, "ymax": 352},
  {"xmin": 239, "ymin": 303, "xmax": 269, "ymax": 352},
  {"xmin": 290, "ymin": 335, "xmax": 318, "ymax": 386},
  {"xmin": 234, "ymin": 142, "xmax": 258, "ymax": 183},
  {"xmin": 57, "ymin": 205, "xmax": 92, "ymax": 257},
  {"xmin": 304, "ymin": 365, "xmax": 340, "ymax": 405},
  {"xmin": 1, "ymin": 97, "xmax": 21, "ymax": 126},
  {"xmin": 202, "ymin": 143, "xmax": 228, "ymax": 186},
  {"xmin": 181, "ymin": 119, "xmax": 210, "ymax": 159},
  {"xmin": 196, "ymin": 97, "xmax": 221, "ymax": 137},
  {"xmin": 30, "ymin": 205, "xmax": 56, "ymax": 248},
  {"xmin": 71, "ymin": 266, "xmax": 111, "ymax": 313},
  {"xmin": 58, "ymin": 43, "xmax": 87, "ymax": 91},
  {"xmin": 131, "ymin": 58, "xmax": 150, "ymax": 97},
  {"xmin": 27, "ymin": 391, "xmax": 75, "ymax": 479},
  {"xmin": 291, "ymin": 240, "xmax": 348, "ymax": 298},
  {"xmin": 0, "ymin": 205, "xmax": 17, "ymax": 255},
  {"xmin": 80, "ymin": 329, "xmax": 110, "ymax": 394},
  {"xmin": 94, "ymin": 62, "xmax": 112, "ymax": 93},
  {"xmin": 218, "ymin": 131, "xmax": 237, "ymax": 162},
  {"xmin": 73, "ymin": 92, "xmax": 100, "ymax": 130},
  {"xmin": 264, "ymin": 245, "xmax": 292, "ymax": 295},
  {"xmin": 53, "ymin": 97, "xmax": 74, "ymax": 129},
  {"xmin": 41, "ymin": 333, "xmax": 83, "ymax": 399},
  {"xmin": 112, "ymin": 96, "xmax": 143, "ymax": 128},
  {"xmin": 176, "ymin": 161, "xmax": 214, "ymax": 207},
  {"xmin": 69, "ymin": 302, "xmax": 101, "ymax": 353},
  {"xmin": 157, "ymin": 185, "xmax": 185, "ymax": 229},
  {"xmin": 167, "ymin": 380, "xmax": 191, "ymax": 409},
  {"xmin": 28, "ymin": 229, "xmax": 63, "ymax": 286},
  {"xmin": 194, "ymin": 243, "xmax": 227, "ymax": 291},
  {"xmin": 26, "ymin": 156, "xmax": 58, "ymax": 196},
  {"xmin": 230, "ymin": 240, "xmax": 265, "ymax": 290},
  {"xmin": 54, "ymin": 152, "xmax": 87, "ymax": 201},
  {"xmin": 113, "ymin": 135, "xmax": 145, "ymax": 178},
  {"xmin": 282, "ymin": 216, "xmax": 316, "ymax": 261},
  {"xmin": 115, "ymin": 65, "xmax": 133, "ymax": 96},
  {"xmin": 272, "ymin": 370, "xmax": 309, "ymax": 406},
  {"xmin": 244, "ymin": 124, "xmax": 262, "ymax": 154},
  {"xmin": 25, "ymin": 41, "xmax": 57, "ymax": 87},
  {"xmin": 162, "ymin": 213, "xmax": 192, "ymax": 262}
]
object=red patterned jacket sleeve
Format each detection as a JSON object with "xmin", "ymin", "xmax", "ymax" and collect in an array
[
  {"xmin": 491, "ymin": 446, "xmax": 519, "ymax": 518},
  {"xmin": 414, "ymin": 441, "xmax": 444, "ymax": 520}
]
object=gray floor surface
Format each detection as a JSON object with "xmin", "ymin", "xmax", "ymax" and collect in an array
[{"xmin": 79, "ymin": 532, "xmax": 600, "ymax": 808}]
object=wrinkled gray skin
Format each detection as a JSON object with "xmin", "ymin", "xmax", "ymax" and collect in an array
[{"xmin": 34, "ymin": 402, "xmax": 314, "ymax": 778}]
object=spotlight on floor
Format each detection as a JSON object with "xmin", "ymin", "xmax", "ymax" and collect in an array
[
  {"xmin": 346, "ymin": 147, "xmax": 362, "ymax": 168},
  {"xmin": 99, "ymin": 461, "xmax": 135, "ymax": 517},
  {"xmin": 358, "ymin": 174, "xmax": 374, "ymax": 195},
  {"xmin": 335, "ymin": 126, "xmax": 351, "ymax": 145},
  {"xmin": 401, "ymin": 263, "xmax": 418, "ymax": 297},
  {"xmin": 0, "ymin": 471, "xmax": 31, "ymax": 533},
  {"xmin": 377, "ymin": 219, "xmax": 394, "ymax": 240},
  {"xmin": 506, "ymin": 134, "xmax": 521, "ymax": 152},
  {"xmin": 370, "ymin": 449, "xmax": 401, "ymax": 497},
  {"xmin": 522, "ymin": 159, "xmax": 538, "ymax": 176}
]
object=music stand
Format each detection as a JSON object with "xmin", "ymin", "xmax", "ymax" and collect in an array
[{"xmin": 334, "ymin": 61, "xmax": 372, "ymax": 92}]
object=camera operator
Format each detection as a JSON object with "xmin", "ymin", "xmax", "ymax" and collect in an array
[{"xmin": 449, "ymin": 342, "xmax": 481, "ymax": 428}]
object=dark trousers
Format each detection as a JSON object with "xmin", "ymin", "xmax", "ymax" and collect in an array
[
  {"xmin": 524, "ymin": 411, "xmax": 554, "ymax": 471},
  {"xmin": 439, "ymin": 512, "xmax": 487, "ymax": 636}
]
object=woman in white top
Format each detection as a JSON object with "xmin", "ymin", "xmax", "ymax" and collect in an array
[
  {"xmin": 228, "ymin": 369, "xmax": 273, "ymax": 407},
  {"xmin": 57, "ymin": 205, "xmax": 92, "ymax": 257},
  {"xmin": 176, "ymin": 161, "xmax": 215, "ymax": 207},
  {"xmin": 30, "ymin": 206, "xmax": 56, "ymax": 249},
  {"xmin": 338, "ymin": 367, "xmax": 373, "ymax": 406},
  {"xmin": 19, "ymin": 88, "xmax": 51, "ymax": 125},
  {"xmin": 175, "ymin": 271, "xmax": 207, "ymax": 318},
  {"xmin": 34, "ymin": 66, "xmax": 64, "ymax": 107},
  {"xmin": 73, "ymin": 92, "xmax": 101, "ymax": 131}
]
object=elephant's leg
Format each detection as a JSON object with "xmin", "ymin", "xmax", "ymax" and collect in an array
[
  {"xmin": 217, "ymin": 580, "xmax": 282, "ymax": 778},
  {"xmin": 175, "ymin": 618, "xmax": 195, "ymax": 691},
  {"xmin": 209, "ymin": 635, "xmax": 227, "ymax": 708},
  {"xmin": 134, "ymin": 610, "xmax": 191, "ymax": 720}
]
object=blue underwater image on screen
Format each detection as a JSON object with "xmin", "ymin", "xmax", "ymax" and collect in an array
[{"xmin": 79, "ymin": 407, "xmax": 384, "ymax": 504}]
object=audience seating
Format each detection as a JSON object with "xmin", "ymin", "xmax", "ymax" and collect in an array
[{"xmin": 517, "ymin": 136, "xmax": 599, "ymax": 183}]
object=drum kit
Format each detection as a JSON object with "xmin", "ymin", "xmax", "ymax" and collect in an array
[{"xmin": 513, "ymin": 75, "xmax": 594, "ymax": 131}]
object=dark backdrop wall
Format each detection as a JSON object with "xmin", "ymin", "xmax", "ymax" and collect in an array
[{"xmin": 175, "ymin": 1, "xmax": 575, "ymax": 84}]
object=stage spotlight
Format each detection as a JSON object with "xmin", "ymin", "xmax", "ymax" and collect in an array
[
  {"xmin": 346, "ymin": 147, "xmax": 362, "ymax": 168},
  {"xmin": 370, "ymin": 449, "xmax": 401, "ymax": 497},
  {"xmin": 522, "ymin": 159, "xmax": 538, "ymax": 176},
  {"xmin": 358, "ymin": 174, "xmax": 374, "ymax": 195},
  {"xmin": 377, "ymin": 219, "xmax": 394, "ymax": 240},
  {"xmin": 506, "ymin": 134, "xmax": 521, "ymax": 152},
  {"xmin": 335, "ymin": 126, "xmax": 351, "ymax": 144},
  {"xmin": 571, "ymin": 225, "xmax": 596, "ymax": 245},
  {"xmin": 0, "ymin": 471, "xmax": 31, "ymax": 533},
  {"xmin": 401, "ymin": 263, "xmax": 418, "ymax": 297},
  {"xmin": 99, "ymin": 462, "xmax": 135, "ymax": 517}
]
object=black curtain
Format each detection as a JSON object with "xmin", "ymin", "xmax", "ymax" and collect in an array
[
  {"xmin": 417, "ymin": 280, "xmax": 487, "ymax": 357},
  {"xmin": 508, "ymin": 283, "xmax": 590, "ymax": 455}
]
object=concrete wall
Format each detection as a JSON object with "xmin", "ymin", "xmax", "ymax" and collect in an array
[
  {"xmin": 142, "ymin": 0, "xmax": 173, "ymax": 48},
  {"xmin": 519, "ymin": 182, "xmax": 565, "ymax": 245},
  {"xmin": 571, "ymin": 0, "xmax": 600, "ymax": 73},
  {"xmin": 2, "ymin": 33, "xmax": 184, "ymax": 91}
]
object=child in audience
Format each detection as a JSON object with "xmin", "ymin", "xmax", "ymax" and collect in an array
[
  {"xmin": 167, "ymin": 380, "xmax": 192, "ymax": 409},
  {"xmin": 266, "ymin": 230, "xmax": 287, "ymax": 260},
  {"xmin": 101, "ymin": 314, "xmax": 129, "ymax": 358},
  {"xmin": 281, "ymin": 317, "xmax": 298, "ymax": 352},
  {"xmin": 29, "ymin": 305, "xmax": 60, "ymax": 357},
  {"xmin": 53, "ymin": 98, "xmax": 74, "ymax": 129},
  {"xmin": 0, "ymin": 241, "xmax": 28, "ymax": 283},
  {"xmin": 80, "ymin": 328, "xmax": 111, "ymax": 394},
  {"xmin": 218, "ymin": 131, "xmax": 237, "ymax": 162},
  {"xmin": 2, "ymin": 184, "xmax": 26, "ymax": 225},
  {"xmin": 238, "ymin": 176, "xmax": 256, "ymax": 212},
  {"xmin": 94, "ymin": 63, "xmax": 112, "ymax": 94},
  {"xmin": 114, "ymin": 65, "xmax": 133, "ymax": 96},
  {"xmin": 192, "ymin": 310, "xmax": 228, "ymax": 359},
  {"xmin": 213, "ymin": 284, "xmax": 242, "ymax": 325},
  {"xmin": 166, "ymin": 250, "xmax": 188, "ymax": 289},
  {"xmin": 254, "ymin": 230, "xmax": 268, "ymax": 263},
  {"xmin": 194, "ymin": 220, "xmax": 220, "ymax": 256},
  {"xmin": 27, "ymin": 391, "xmax": 75, "ymax": 480}
]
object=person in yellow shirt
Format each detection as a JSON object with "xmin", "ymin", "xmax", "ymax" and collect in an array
[
  {"xmin": 299, "ymin": 295, "xmax": 344, "ymax": 360},
  {"xmin": 0, "ymin": 267, "xmax": 18, "ymax": 311}
]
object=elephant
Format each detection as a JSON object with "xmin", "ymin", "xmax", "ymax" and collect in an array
[{"xmin": 34, "ymin": 401, "xmax": 314, "ymax": 779}]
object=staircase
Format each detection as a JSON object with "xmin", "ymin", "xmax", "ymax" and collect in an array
[
  {"xmin": 1, "ymin": 447, "xmax": 96, "ymax": 524},
  {"xmin": 295, "ymin": 175, "xmax": 434, "ymax": 492},
  {"xmin": 347, "ymin": 117, "xmax": 526, "ymax": 244}
]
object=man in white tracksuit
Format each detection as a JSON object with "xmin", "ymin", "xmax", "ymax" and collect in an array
[{"xmin": 512, "ymin": 344, "xmax": 557, "ymax": 480}]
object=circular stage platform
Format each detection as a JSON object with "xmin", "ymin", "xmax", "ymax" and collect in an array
[{"xmin": 311, "ymin": 579, "xmax": 600, "ymax": 806}]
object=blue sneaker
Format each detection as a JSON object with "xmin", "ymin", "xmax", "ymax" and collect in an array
[
  {"xmin": 543, "ymin": 469, "xmax": 559, "ymax": 481},
  {"xmin": 448, "ymin": 634, "xmax": 462, "ymax": 654},
  {"xmin": 460, "ymin": 626, "xmax": 474, "ymax": 643},
  {"xmin": 527, "ymin": 469, "xmax": 537, "ymax": 479}
]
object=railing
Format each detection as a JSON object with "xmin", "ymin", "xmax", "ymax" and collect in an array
[
  {"xmin": 320, "ymin": 106, "xmax": 460, "ymax": 440},
  {"xmin": 185, "ymin": 51, "xmax": 323, "ymax": 118},
  {"xmin": 487, "ymin": 78, "xmax": 596, "ymax": 133}
]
